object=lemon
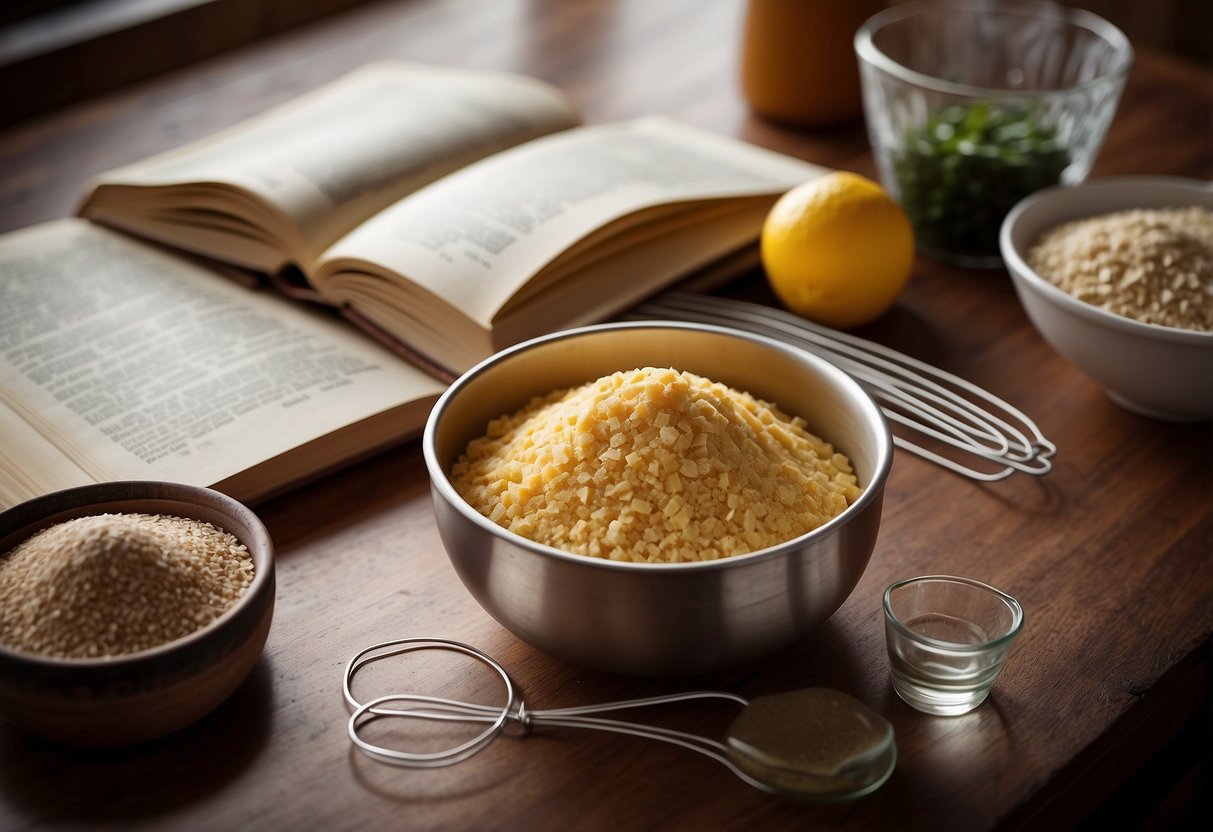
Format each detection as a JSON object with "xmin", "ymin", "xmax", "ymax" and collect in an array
[{"xmin": 761, "ymin": 171, "xmax": 914, "ymax": 329}]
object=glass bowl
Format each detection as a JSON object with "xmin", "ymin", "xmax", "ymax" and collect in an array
[{"xmin": 855, "ymin": 0, "xmax": 1132, "ymax": 267}]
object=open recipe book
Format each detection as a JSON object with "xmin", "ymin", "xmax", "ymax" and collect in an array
[{"xmin": 0, "ymin": 62, "xmax": 826, "ymax": 509}]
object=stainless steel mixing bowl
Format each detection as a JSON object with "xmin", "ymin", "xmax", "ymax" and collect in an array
[{"xmin": 422, "ymin": 321, "xmax": 893, "ymax": 675}]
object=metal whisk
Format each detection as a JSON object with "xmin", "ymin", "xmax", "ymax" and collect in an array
[
  {"xmin": 343, "ymin": 637, "xmax": 897, "ymax": 801},
  {"xmin": 630, "ymin": 292, "xmax": 1056, "ymax": 481}
]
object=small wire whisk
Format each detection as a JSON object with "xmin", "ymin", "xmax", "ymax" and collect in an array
[
  {"xmin": 343, "ymin": 637, "xmax": 897, "ymax": 801},
  {"xmin": 631, "ymin": 292, "xmax": 1056, "ymax": 482}
]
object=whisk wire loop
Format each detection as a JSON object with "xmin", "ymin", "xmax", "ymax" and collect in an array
[
  {"xmin": 343, "ymin": 637, "xmax": 775, "ymax": 792},
  {"xmin": 345, "ymin": 638, "xmax": 517, "ymax": 768},
  {"xmin": 631, "ymin": 293, "xmax": 1055, "ymax": 482}
]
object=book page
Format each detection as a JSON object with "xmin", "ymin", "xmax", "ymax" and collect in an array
[
  {"xmin": 0, "ymin": 400, "xmax": 95, "ymax": 509},
  {"xmin": 0, "ymin": 220, "xmax": 444, "ymax": 509},
  {"xmin": 314, "ymin": 118, "xmax": 825, "ymax": 327},
  {"xmin": 79, "ymin": 63, "xmax": 579, "ymax": 270}
]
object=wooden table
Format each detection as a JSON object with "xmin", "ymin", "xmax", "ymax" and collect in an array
[{"xmin": 1, "ymin": 1, "xmax": 1210, "ymax": 829}]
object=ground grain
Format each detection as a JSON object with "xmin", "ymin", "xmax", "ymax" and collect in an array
[
  {"xmin": 1027, "ymin": 206, "xmax": 1213, "ymax": 332},
  {"xmin": 0, "ymin": 513, "xmax": 254, "ymax": 658}
]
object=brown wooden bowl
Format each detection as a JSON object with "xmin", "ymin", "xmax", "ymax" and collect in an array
[{"xmin": 0, "ymin": 481, "xmax": 275, "ymax": 746}]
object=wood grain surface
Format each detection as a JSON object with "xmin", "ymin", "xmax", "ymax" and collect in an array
[{"xmin": 0, "ymin": 1, "xmax": 1210, "ymax": 829}]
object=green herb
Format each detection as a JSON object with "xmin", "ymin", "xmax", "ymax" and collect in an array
[{"xmin": 893, "ymin": 102, "xmax": 1070, "ymax": 261}]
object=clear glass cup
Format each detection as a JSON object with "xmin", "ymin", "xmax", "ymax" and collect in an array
[
  {"xmin": 854, "ymin": 0, "xmax": 1132, "ymax": 267},
  {"xmin": 883, "ymin": 575, "xmax": 1024, "ymax": 716}
]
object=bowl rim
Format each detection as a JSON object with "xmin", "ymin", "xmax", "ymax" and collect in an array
[
  {"xmin": 999, "ymin": 175, "xmax": 1213, "ymax": 345},
  {"xmin": 883, "ymin": 574, "xmax": 1025, "ymax": 652},
  {"xmin": 0, "ymin": 481, "xmax": 275, "ymax": 670},
  {"xmin": 854, "ymin": 0, "xmax": 1133, "ymax": 99},
  {"xmin": 422, "ymin": 319, "xmax": 893, "ymax": 572}
]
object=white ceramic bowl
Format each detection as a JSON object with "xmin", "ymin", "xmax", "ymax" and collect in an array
[{"xmin": 1000, "ymin": 176, "xmax": 1213, "ymax": 422}]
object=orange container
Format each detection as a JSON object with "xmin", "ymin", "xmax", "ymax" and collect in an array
[{"xmin": 740, "ymin": 0, "xmax": 885, "ymax": 126}]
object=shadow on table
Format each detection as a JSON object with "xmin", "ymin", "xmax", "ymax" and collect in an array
[{"xmin": 0, "ymin": 659, "xmax": 274, "ymax": 822}]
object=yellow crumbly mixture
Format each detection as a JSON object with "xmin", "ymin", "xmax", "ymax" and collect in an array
[{"xmin": 450, "ymin": 367, "xmax": 862, "ymax": 563}]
